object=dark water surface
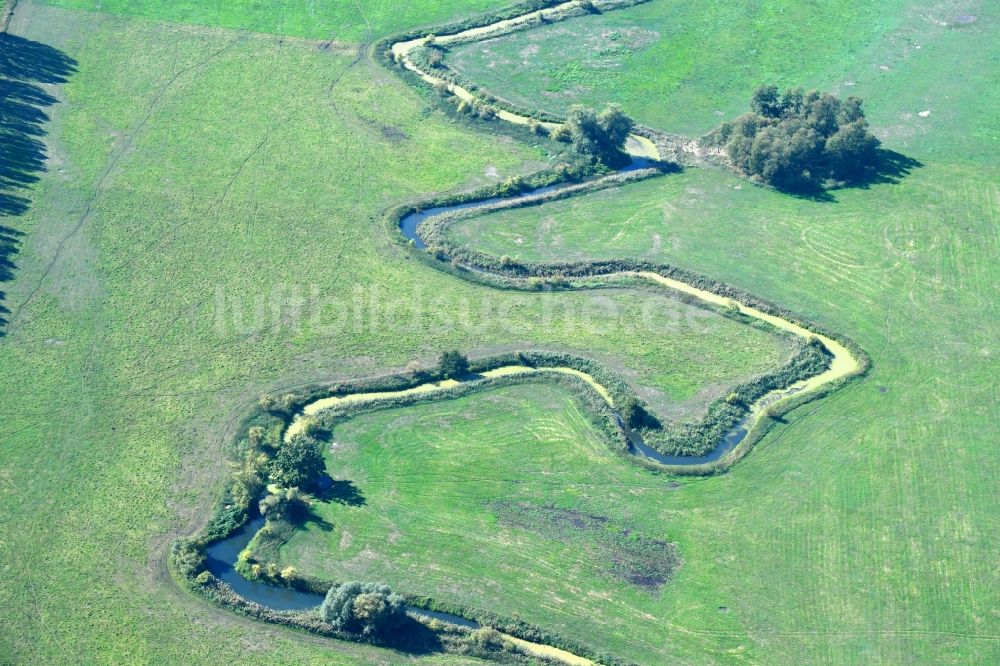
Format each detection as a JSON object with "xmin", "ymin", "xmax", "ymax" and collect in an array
[
  {"xmin": 205, "ymin": 516, "xmax": 479, "ymax": 626},
  {"xmin": 399, "ymin": 157, "xmax": 656, "ymax": 248},
  {"xmin": 205, "ymin": 516, "xmax": 325, "ymax": 611}
]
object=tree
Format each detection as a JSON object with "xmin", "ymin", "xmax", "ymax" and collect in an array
[
  {"xmin": 598, "ymin": 103, "xmax": 633, "ymax": 150},
  {"xmin": 619, "ymin": 395, "xmax": 659, "ymax": 429},
  {"xmin": 564, "ymin": 105, "xmax": 603, "ymax": 156},
  {"xmin": 749, "ymin": 123, "xmax": 823, "ymax": 190},
  {"xmin": 320, "ymin": 582, "xmax": 406, "ymax": 637},
  {"xmin": 718, "ymin": 85, "xmax": 881, "ymax": 191},
  {"xmin": 438, "ymin": 350, "xmax": 469, "ymax": 378},
  {"xmin": 779, "ymin": 86, "xmax": 805, "ymax": 117},
  {"xmin": 837, "ymin": 95, "xmax": 864, "ymax": 125},
  {"xmin": 825, "ymin": 119, "xmax": 880, "ymax": 180},
  {"xmin": 562, "ymin": 104, "xmax": 634, "ymax": 165},
  {"xmin": 269, "ymin": 434, "xmax": 325, "ymax": 489},
  {"xmin": 805, "ymin": 92, "xmax": 841, "ymax": 137},
  {"xmin": 259, "ymin": 486, "xmax": 308, "ymax": 521},
  {"xmin": 750, "ymin": 84, "xmax": 783, "ymax": 118}
]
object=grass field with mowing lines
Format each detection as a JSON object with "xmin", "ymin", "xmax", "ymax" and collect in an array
[
  {"xmin": 435, "ymin": 105, "xmax": 1000, "ymax": 665},
  {"xmin": 327, "ymin": 0, "xmax": 998, "ymax": 661},
  {"xmin": 281, "ymin": 382, "xmax": 695, "ymax": 662},
  {"xmin": 39, "ymin": 0, "xmax": 511, "ymax": 42}
]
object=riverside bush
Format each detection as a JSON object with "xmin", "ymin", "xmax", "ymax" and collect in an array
[
  {"xmin": 320, "ymin": 582, "xmax": 406, "ymax": 637},
  {"xmin": 439, "ymin": 350, "xmax": 470, "ymax": 378}
]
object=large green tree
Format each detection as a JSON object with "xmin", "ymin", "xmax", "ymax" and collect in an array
[
  {"xmin": 269, "ymin": 434, "xmax": 325, "ymax": 489},
  {"xmin": 561, "ymin": 103, "xmax": 635, "ymax": 165}
]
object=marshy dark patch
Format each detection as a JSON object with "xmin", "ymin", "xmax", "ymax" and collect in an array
[
  {"xmin": 489, "ymin": 501, "xmax": 681, "ymax": 592},
  {"xmin": 496, "ymin": 502, "xmax": 609, "ymax": 531},
  {"xmin": 379, "ymin": 125, "xmax": 410, "ymax": 143},
  {"xmin": 877, "ymin": 385, "xmax": 888, "ymax": 394},
  {"xmin": 358, "ymin": 117, "xmax": 411, "ymax": 143},
  {"xmin": 366, "ymin": 119, "xmax": 410, "ymax": 143}
]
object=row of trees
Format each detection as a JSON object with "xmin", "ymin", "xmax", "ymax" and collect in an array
[{"xmin": 717, "ymin": 85, "xmax": 881, "ymax": 191}]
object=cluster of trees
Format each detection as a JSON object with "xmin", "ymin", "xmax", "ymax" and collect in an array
[
  {"xmin": 554, "ymin": 104, "xmax": 634, "ymax": 166},
  {"xmin": 222, "ymin": 397, "xmax": 332, "ymax": 532},
  {"xmin": 320, "ymin": 582, "xmax": 406, "ymax": 637},
  {"xmin": 259, "ymin": 486, "xmax": 309, "ymax": 521},
  {"xmin": 718, "ymin": 85, "xmax": 881, "ymax": 191}
]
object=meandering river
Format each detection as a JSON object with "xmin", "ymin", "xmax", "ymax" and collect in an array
[{"xmin": 196, "ymin": 2, "xmax": 865, "ymax": 664}]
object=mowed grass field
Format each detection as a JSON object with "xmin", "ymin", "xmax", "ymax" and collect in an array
[
  {"xmin": 440, "ymin": 162, "xmax": 1000, "ymax": 664},
  {"xmin": 281, "ymin": 382, "xmax": 692, "ymax": 661},
  {"xmin": 430, "ymin": 1, "xmax": 998, "ymax": 662},
  {"xmin": 0, "ymin": 1, "xmax": 803, "ymax": 664},
  {"xmin": 39, "ymin": 0, "xmax": 509, "ymax": 42},
  {"xmin": 284, "ymin": 161, "xmax": 1000, "ymax": 665}
]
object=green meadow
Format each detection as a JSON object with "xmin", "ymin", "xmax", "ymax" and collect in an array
[
  {"xmin": 448, "ymin": 0, "xmax": 1000, "ymax": 163},
  {"xmin": 281, "ymin": 382, "xmax": 691, "ymax": 662},
  {"xmin": 1, "ymin": 0, "xmax": 997, "ymax": 663},
  {"xmin": 39, "ymin": 0, "xmax": 507, "ymax": 42},
  {"xmin": 1, "ymin": 1, "xmax": 792, "ymax": 663}
]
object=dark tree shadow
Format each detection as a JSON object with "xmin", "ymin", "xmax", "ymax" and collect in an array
[
  {"xmin": 779, "ymin": 149, "xmax": 924, "ymax": 202},
  {"xmin": 0, "ymin": 33, "xmax": 77, "ymax": 83},
  {"xmin": 852, "ymin": 148, "xmax": 924, "ymax": 188},
  {"xmin": 786, "ymin": 185, "xmax": 837, "ymax": 203},
  {"xmin": 274, "ymin": 497, "xmax": 335, "ymax": 532},
  {"xmin": 315, "ymin": 477, "xmax": 367, "ymax": 507},
  {"xmin": 303, "ymin": 507, "xmax": 335, "ymax": 532},
  {"xmin": 0, "ymin": 33, "xmax": 77, "ymax": 333},
  {"xmin": 380, "ymin": 618, "xmax": 444, "ymax": 655}
]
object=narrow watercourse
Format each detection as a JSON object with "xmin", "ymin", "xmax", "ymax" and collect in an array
[{"xmin": 185, "ymin": 1, "xmax": 868, "ymax": 663}]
